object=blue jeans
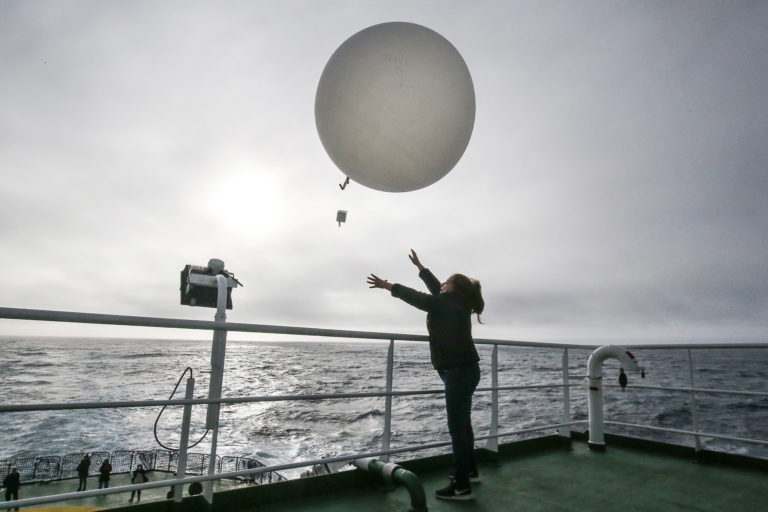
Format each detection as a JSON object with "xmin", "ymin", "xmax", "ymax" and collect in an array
[{"xmin": 438, "ymin": 362, "xmax": 480, "ymax": 488}]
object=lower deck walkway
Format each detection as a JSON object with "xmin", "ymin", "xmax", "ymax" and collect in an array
[{"xmin": 5, "ymin": 471, "xmax": 244, "ymax": 512}]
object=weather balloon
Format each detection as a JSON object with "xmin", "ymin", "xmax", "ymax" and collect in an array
[{"xmin": 315, "ymin": 22, "xmax": 475, "ymax": 193}]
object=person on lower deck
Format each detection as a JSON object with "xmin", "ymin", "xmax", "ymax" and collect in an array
[
  {"xmin": 368, "ymin": 249, "xmax": 485, "ymax": 501},
  {"xmin": 2, "ymin": 467, "xmax": 20, "ymax": 511},
  {"xmin": 76, "ymin": 454, "xmax": 90, "ymax": 491},
  {"xmin": 98, "ymin": 458, "xmax": 112, "ymax": 489},
  {"xmin": 129, "ymin": 464, "xmax": 148, "ymax": 502}
]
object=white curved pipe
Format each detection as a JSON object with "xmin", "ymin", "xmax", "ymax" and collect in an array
[{"xmin": 587, "ymin": 345, "xmax": 643, "ymax": 449}]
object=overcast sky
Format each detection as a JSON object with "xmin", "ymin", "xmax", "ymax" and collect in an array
[{"xmin": 1, "ymin": 1, "xmax": 766, "ymax": 344}]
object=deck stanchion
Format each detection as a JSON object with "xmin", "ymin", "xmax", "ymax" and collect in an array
[
  {"xmin": 204, "ymin": 274, "xmax": 229, "ymax": 503},
  {"xmin": 559, "ymin": 348, "xmax": 571, "ymax": 438},
  {"xmin": 686, "ymin": 349, "xmax": 702, "ymax": 451},
  {"xmin": 485, "ymin": 344, "xmax": 499, "ymax": 452},
  {"xmin": 382, "ymin": 339, "xmax": 395, "ymax": 462},
  {"xmin": 174, "ymin": 376, "xmax": 195, "ymax": 502}
]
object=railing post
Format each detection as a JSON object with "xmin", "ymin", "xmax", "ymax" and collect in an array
[
  {"xmin": 686, "ymin": 349, "xmax": 702, "ymax": 451},
  {"xmin": 559, "ymin": 348, "xmax": 571, "ymax": 438},
  {"xmin": 381, "ymin": 339, "xmax": 395, "ymax": 462},
  {"xmin": 204, "ymin": 274, "xmax": 229, "ymax": 503},
  {"xmin": 174, "ymin": 376, "xmax": 195, "ymax": 502},
  {"xmin": 485, "ymin": 344, "xmax": 499, "ymax": 452}
]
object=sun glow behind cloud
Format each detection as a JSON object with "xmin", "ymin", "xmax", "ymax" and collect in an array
[{"xmin": 180, "ymin": 159, "xmax": 288, "ymax": 239}]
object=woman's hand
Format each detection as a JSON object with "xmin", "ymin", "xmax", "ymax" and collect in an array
[
  {"xmin": 409, "ymin": 249, "xmax": 425, "ymax": 271},
  {"xmin": 367, "ymin": 274, "xmax": 393, "ymax": 291}
]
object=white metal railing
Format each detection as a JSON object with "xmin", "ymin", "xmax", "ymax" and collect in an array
[
  {"xmin": 596, "ymin": 345, "xmax": 768, "ymax": 450},
  {"xmin": 603, "ymin": 421, "xmax": 768, "ymax": 447},
  {"xmin": 1, "ymin": 306, "xmax": 767, "ymax": 509},
  {"xmin": 601, "ymin": 383, "xmax": 768, "ymax": 448}
]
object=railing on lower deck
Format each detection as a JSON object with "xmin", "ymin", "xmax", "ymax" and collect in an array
[
  {"xmin": 0, "ymin": 449, "xmax": 285, "ymax": 486},
  {"xmin": 0, "ymin": 306, "xmax": 766, "ymax": 509}
]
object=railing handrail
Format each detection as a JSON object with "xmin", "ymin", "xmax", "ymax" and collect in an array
[
  {"xmin": 0, "ymin": 383, "xmax": 571, "ymax": 413},
  {"xmin": 3, "ymin": 306, "xmax": 766, "ymax": 350},
  {"xmin": 3, "ymin": 381, "xmax": 763, "ymax": 415},
  {"xmin": 603, "ymin": 384, "xmax": 768, "ymax": 397},
  {"xmin": 604, "ymin": 420, "xmax": 768, "ymax": 447},
  {"xmin": 0, "ymin": 306, "xmax": 579, "ymax": 348}
]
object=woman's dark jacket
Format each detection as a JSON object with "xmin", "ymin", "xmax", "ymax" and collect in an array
[{"xmin": 391, "ymin": 268, "xmax": 479, "ymax": 370}]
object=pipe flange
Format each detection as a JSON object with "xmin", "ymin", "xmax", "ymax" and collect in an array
[{"xmin": 380, "ymin": 462, "xmax": 400, "ymax": 483}]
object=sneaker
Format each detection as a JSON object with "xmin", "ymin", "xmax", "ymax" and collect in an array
[
  {"xmin": 449, "ymin": 472, "xmax": 481, "ymax": 484},
  {"xmin": 436, "ymin": 481, "xmax": 474, "ymax": 501}
]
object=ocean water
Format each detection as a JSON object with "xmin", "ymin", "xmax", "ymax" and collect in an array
[{"xmin": 0, "ymin": 336, "xmax": 766, "ymax": 478}]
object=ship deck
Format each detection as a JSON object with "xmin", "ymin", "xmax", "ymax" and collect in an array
[
  {"xmin": 17, "ymin": 436, "xmax": 768, "ymax": 512},
  {"xmin": 241, "ymin": 438, "xmax": 768, "ymax": 512}
]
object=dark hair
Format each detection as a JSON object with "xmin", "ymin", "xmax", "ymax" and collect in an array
[{"xmin": 449, "ymin": 274, "xmax": 485, "ymax": 323}]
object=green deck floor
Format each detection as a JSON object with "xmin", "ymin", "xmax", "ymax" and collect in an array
[
  {"xmin": 10, "ymin": 439, "xmax": 768, "ymax": 512},
  {"xmin": 251, "ymin": 441, "xmax": 768, "ymax": 512}
]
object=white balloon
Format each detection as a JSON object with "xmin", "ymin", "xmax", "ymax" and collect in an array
[{"xmin": 316, "ymin": 22, "xmax": 475, "ymax": 192}]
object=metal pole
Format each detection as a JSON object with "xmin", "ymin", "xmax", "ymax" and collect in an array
[
  {"xmin": 381, "ymin": 339, "xmax": 395, "ymax": 462},
  {"xmin": 174, "ymin": 376, "xmax": 195, "ymax": 502},
  {"xmin": 204, "ymin": 275, "xmax": 228, "ymax": 503},
  {"xmin": 485, "ymin": 344, "xmax": 499, "ymax": 452},
  {"xmin": 686, "ymin": 349, "xmax": 702, "ymax": 451},
  {"xmin": 559, "ymin": 348, "xmax": 571, "ymax": 438}
]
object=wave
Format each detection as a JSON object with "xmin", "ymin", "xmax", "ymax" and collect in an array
[
  {"xmin": 249, "ymin": 425, "xmax": 310, "ymax": 439},
  {"xmin": 726, "ymin": 397, "xmax": 768, "ymax": 412},
  {"xmin": 352, "ymin": 410, "xmax": 383, "ymax": 421},
  {"xmin": 19, "ymin": 362, "xmax": 55, "ymax": 368},
  {"xmin": 4, "ymin": 379, "xmax": 53, "ymax": 386},
  {"xmin": 654, "ymin": 407, "xmax": 692, "ymax": 428},
  {"xmin": 117, "ymin": 353, "xmax": 172, "ymax": 359}
]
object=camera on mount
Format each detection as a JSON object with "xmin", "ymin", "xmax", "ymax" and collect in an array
[{"xmin": 180, "ymin": 259, "xmax": 242, "ymax": 309}]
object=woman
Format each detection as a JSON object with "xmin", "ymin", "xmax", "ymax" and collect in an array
[
  {"xmin": 367, "ymin": 249, "xmax": 484, "ymax": 501},
  {"xmin": 129, "ymin": 464, "xmax": 149, "ymax": 502}
]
